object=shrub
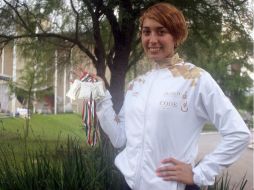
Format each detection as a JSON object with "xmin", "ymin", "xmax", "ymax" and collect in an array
[
  {"xmin": 0, "ymin": 135, "xmax": 248, "ymax": 190},
  {"xmin": 0, "ymin": 138, "xmax": 122, "ymax": 190}
]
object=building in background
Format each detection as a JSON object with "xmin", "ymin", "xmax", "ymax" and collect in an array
[{"xmin": 0, "ymin": 43, "xmax": 104, "ymax": 116}]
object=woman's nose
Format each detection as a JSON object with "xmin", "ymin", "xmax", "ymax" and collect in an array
[{"xmin": 149, "ymin": 32, "xmax": 158, "ymax": 43}]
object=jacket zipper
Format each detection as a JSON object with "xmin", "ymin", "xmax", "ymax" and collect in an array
[{"xmin": 134, "ymin": 70, "xmax": 159, "ymax": 189}]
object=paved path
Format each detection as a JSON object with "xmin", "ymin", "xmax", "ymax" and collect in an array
[{"xmin": 197, "ymin": 131, "xmax": 253, "ymax": 190}]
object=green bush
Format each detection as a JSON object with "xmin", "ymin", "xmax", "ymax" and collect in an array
[
  {"xmin": 0, "ymin": 139, "xmax": 249, "ymax": 190},
  {"xmin": 0, "ymin": 138, "xmax": 122, "ymax": 190}
]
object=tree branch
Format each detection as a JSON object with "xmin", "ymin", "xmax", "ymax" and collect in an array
[
  {"xmin": 100, "ymin": 2, "xmax": 121, "ymax": 40},
  {"xmin": 222, "ymin": 0, "xmax": 248, "ymax": 10},
  {"xmin": 3, "ymin": 0, "xmax": 33, "ymax": 34},
  {"xmin": 84, "ymin": 0, "xmax": 105, "ymax": 67},
  {"xmin": 70, "ymin": 0, "xmax": 80, "ymax": 40},
  {"xmin": 21, "ymin": 2, "xmax": 46, "ymax": 33},
  {"xmin": 0, "ymin": 32, "xmax": 97, "ymax": 64},
  {"xmin": 119, "ymin": 0, "xmax": 134, "ymax": 40}
]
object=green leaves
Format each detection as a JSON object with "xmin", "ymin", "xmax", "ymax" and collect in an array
[{"xmin": 0, "ymin": 138, "xmax": 121, "ymax": 190}]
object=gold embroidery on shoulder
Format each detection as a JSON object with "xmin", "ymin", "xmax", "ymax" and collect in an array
[
  {"xmin": 127, "ymin": 76, "xmax": 145, "ymax": 91},
  {"xmin": 156, "ymin": 53, "xmax": 183, "ymax": 68},
  {"xmin": 170, "ymin": 65, "xmax": 203, "ymax": 87}
]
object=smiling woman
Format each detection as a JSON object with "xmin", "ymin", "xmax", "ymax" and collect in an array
[
  {"xmin": 94, "ymin": 2, "xmax": 251, "ymax": 190},
  {"xmin": 139, "ymin": 3, "xmax": 187, "ymax": 50},
  {"xmin": 141, "ymin": 18, "xmax": 176, "ymax": 61}
]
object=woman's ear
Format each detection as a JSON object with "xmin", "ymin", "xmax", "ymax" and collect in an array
[{"xmin": 174, "ymin": 39, "xmax": 178, "ymax": 50}]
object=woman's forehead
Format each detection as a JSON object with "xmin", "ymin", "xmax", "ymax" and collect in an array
[{"xmin": 142, "ymin": 18, "xmax": 165, "ymax": 28}]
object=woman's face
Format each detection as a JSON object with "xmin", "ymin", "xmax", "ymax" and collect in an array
[{"xmin": 141, "ymin": 18, "xmax": 175, "ymax": 61}]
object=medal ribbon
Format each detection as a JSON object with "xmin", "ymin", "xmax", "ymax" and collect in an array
[{"xmin": 80, "ymin": 72, "xmax": 100, "ymax": 146}]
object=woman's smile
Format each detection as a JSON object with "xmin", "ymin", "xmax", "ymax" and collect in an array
[{"xmin": 148, "ymin": 47, "xmax": 162, "ymax": 53}]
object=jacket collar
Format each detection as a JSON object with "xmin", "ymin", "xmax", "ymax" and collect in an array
[{"xmin": 154, "ymin": 53, "xmax": 183, "ymax": 69}]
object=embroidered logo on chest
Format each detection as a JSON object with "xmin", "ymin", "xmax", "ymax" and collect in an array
[{"xmin": 159, "ymin": 91, "xmax": 188, "ymax": 112}]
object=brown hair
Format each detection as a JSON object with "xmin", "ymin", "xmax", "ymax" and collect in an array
[{"xmin": 139, "ymin": 3, "xmax": 188, "ymax": 47}]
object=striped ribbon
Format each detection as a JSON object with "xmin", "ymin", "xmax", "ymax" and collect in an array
[{"xmin": 80, "ymin": 71, "xmax": 100, "ymax": 146}]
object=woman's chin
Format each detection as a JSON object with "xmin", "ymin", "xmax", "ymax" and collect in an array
[{"xmin": 148, "ymin": 55, "xmax": 164, "ymax": 62}]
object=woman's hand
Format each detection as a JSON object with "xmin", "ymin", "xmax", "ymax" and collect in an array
[{"xmin": 156, "ymin": 157, "xmax": 194, "ymax": 185}]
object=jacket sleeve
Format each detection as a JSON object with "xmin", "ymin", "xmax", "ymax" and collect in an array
[
  {"xmin": 192, "ymin": 72, "xmax": 251, "ymax": 186},
  {"xmin": 96, "ymin": 90, "xmax": 126, "ymax": 148}
]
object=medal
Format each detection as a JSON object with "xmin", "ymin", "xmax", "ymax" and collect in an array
[{"xmin": 66, "ymin": 71, "xmax": 105, "ymax": 146}]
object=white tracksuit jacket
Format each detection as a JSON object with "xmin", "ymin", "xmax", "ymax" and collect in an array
[{"xmin": 96, "ymin": 60, "xmax": 251, "ymax": 190}]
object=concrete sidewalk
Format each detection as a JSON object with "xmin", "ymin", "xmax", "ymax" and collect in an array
[{"xmin": 196, "ymin": 131, "xmax": 253, "ymax": 190}]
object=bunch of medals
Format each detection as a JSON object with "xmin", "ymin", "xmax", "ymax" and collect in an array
[
  {"xmin": 67, "ymin": 71, "xmax": 105, "ymax": 146},
  {"xmin": 80, "ymin": 72, "xmax": 100, "ymax": 146}
]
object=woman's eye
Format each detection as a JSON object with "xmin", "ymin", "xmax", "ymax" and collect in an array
[
  {"xmin": 158, "ymin": 30, "xmax": 166, "ymax": 35},
  {"xmin": 142, "ymin": 30, "xmax": 150, "ymax": 36}
]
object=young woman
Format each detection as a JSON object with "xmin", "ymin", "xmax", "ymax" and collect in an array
[{"xmin": 96, "ymin": 3, "xmax": 251, "ymax": 190}]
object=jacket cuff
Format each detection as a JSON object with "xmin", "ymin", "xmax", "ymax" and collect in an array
[
  {"xmin": 96, "ymin": 90, "xmax": 111, "ymax": 103},
  {"xmin": 192, "ymin": 167, "xmax": 203, "ymax": 187}
]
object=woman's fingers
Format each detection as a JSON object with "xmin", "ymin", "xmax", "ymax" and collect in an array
[
  {"xmin": 161, "ymin": 157, "xmax": 184, "ymax": 165},
  {"xmin": 156, "ymin": 157, "xmax": 194, "ymax": 185}
]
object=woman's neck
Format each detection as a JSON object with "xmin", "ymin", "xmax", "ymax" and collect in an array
[{"xmin": 154, "ymin": 53, "xmax": 183, "ymax": 68}]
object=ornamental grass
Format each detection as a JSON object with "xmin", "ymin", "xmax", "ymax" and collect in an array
[{"xmin": 0, "ymin": 138, "xmax": 122, "ymax": 190}]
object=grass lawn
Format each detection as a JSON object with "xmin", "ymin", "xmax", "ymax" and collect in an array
[
  {"xmin": 0, "ymin": 114, "xmax": 119, "ymax": 190},
  {"xmin": 0, "ymin": 114, "xmax": 217, "ymax": 147},
  {"xmin": 0, "ymin": 113, "xmax": 217, "ymax": 157},
  {"xmin": 0, "ymin": 113, "xmax": 87, "ymax": 160},
  {"xmin": 0, "ymin": 113, "xmax": 217, "ymax": 159},
  {"xmin": 0, "ymin": 113, "xmax": 85, "ymax": 139}
]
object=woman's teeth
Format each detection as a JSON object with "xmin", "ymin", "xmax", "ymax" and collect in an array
[{"xmin": 149, "ymin": 47, "xmax": 161, "ymax": 53}]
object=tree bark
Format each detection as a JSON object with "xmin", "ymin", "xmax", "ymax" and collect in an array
[{"xmin": 109, "ymin": 46, "xmax": 130, "ymax": 113}]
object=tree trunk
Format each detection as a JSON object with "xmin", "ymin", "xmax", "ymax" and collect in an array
[
  {"xmin": 109, "ymin": 67, "xmax": 126, "ymax": 113},
  {"xmin": 25, "ymin": 87, "xmax": 32, "ymax": 139},
  {"xmin": 95, "ymin": 60, "xmax": 110, "ymax": 89},
  {"xmin": 109, "ymin": 48, "xmax": 130, "ymax": 113}
]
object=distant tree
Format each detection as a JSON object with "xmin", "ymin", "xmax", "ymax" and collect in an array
[
  {"xmin": 8, "ymin": 39, "xmax": 55, "ymax": 137},
  {"xmin": 180, "ymin": 0, "xmax": 253, "ymax": 108}
]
